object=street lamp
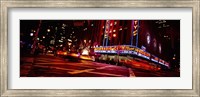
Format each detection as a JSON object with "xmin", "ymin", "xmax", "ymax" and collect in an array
[
  {"xmin": 84, "ymin": 40, "xmax": 86, "ymax": 43},
  {"xmin": 30, "ymin": 33, "xmax": 33, "ymax": 36},
  {"xmin": 68, "ymin": 42, "xmax": 72, "ymax": 46},
  {"xmin": 47, "ymin": 29, "xmax": 50, "ymax": 32}
]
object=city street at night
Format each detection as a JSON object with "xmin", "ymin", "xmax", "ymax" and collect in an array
[
  {"xmin": 20, "ymin": 54, "xmax": 179, "ymax": 77},
  {"xmin": 21, "ymin": 54, "xmax": 130, "ymax": 77},
  {"xmin": 20, "ymin": 20, "xmax": 180, "ymax": 77}
]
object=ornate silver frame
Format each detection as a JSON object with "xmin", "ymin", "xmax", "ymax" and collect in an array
[{"xmin": 1, "ymin": 0, "xmax": 199, "ymax": 97}]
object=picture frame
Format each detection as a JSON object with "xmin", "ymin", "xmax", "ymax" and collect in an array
[{"xmin": 0, "ymin": 0, "xmax": 199, "ymax": 97}]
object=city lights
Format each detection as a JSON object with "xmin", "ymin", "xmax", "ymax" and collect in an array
[
  {"xmin": 59, "ymin": 40, "xmax": 63, "ymax": 43},
  {"xmin": 114, "ymin": 21, "xmax": 117, "ymax": 25},
  {"xmin": 30, "ymin": 33, "xmax": 33, "ymax": 36},
  {"xmin": 82, "ymin": 49, "xmax": 89, "ymax": 55},
  {"xmin": 147, "ymin": 34, "xmax": 150, "ymax": 44},
  {"xmin": 68, "ymin": 42, "xmax": 72, "ymax": 46},
  {"xmin": 159, "ymin": 43, "xmax": 162, "ymax": 54},
  {"xmin": 47, "ymin": 29, "xmax": 50, "ymax": 32},
  {"xmin": 113, "ymin": 33, "xmax": 116, "ymax": 37},
  {"xmin": 68, "ymin": 39, "xmax": 72, "ymax": 42},
  {"xmin": 20, "ymin": 20, "xmax": 180, "ymax": 77}
]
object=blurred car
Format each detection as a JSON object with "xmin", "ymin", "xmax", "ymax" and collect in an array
[
  {"xmin": 80, "ymin": 55, "xmax": 94, "ymax": 61},
  {"xmin": 57, "ymin": 50, "xmax": 67, "ymax": 56},
  {"xmin": 46, "ymin": 50, "xmax": 54, "ymax": 56},
  {"xmin": 123, "ymin": 58, "xmax": 161, "ymax": 71}
]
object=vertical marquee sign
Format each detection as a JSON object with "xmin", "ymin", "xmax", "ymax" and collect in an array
[
  {"xmin": 131, "ymin": 20, "xmax": 140, "ymax": 47},
  {"xmin": 103, "ymin": 20, "xmax": 110, "ymax": 46}
]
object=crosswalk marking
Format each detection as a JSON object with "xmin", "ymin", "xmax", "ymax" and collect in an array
[
  {"xmin": 68, "ymin": 65, "xmax": 113, "ymax": 74},
  {"xmin": 30, "ymin": 55, "xmax": 130, "ymax": 77},
  {"xmin": 33, "ymin": 64, "xmax": 126, "ymax": 77}
]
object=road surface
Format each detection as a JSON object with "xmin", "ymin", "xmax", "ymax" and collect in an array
[
  {"xmin": 21, "ymin": 55, "xmax": 131, "ymax": 77},
  {"xmin": 20, "ymin": 55, "xmax": 179, "ymax": 77}
]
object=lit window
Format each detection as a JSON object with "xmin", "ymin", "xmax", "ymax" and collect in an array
[
  {"xmin": 159, "ymin": 43, "xmax": 162, "ymax": 54},
  {"xmin": 113, "ymin": 34, "xmax": 116, "ymax": 37},
  {"xmin": 146, "ymin": 34, "xmax": 150, "ymax": 45},
  {"xmin": 114, "ymin": 21, "xmax": 117, "ymax": 25},
  {"xmin": 47, "ymin": 29, "xmax": 50, "ymax": 32},
  {"xmin": 30, "ymin": 33, "xmax": 33, "ymax": 36}
]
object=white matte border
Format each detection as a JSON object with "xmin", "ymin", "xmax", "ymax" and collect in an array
[{"xmin": 8, "ymin": 8, "xmax": 192, "ymax": 89}]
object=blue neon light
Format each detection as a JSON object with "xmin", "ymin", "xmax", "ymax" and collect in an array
[{"xmin": 94, "ymin": 45, "xmax": 169, "ymax": 67}]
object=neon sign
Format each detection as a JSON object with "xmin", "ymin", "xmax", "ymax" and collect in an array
[
  {"xmin": 159, "ymin": 59, "xmax": 165, "ymax": 65},
  {"xmin": 133, "ymin": 20, "xmax": 139, "ymax": 36},
  {"xmin": 137, "ymin": 49, "xmax": 150, "ymax": 60},
  {"xmin": 151, "ymin": 55, "xmax": 159, "ymax": 63},
  {"xmin": 94, "ymin": 45, "xmax": 169, "ymax": 67}
]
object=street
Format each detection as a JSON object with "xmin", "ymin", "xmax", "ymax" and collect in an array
[
  {"xmin": 20, "ymin": 55, "xmax": 179, "ymax": 77},
  {"xmin": 20, "ymin": 20, "xmax": 180, "ymax": 77},
  {"xmin": 21, "ymin": 55, "xmax": 130, "ymax": 77}
]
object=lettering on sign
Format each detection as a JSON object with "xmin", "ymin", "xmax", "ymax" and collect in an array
[
  {"xmin": 151, "ymin": 55, "xmax": 159, "ymax": 63},
  {"xmin": 94, "ymin": 46, "xmax": 169, "ymax": 68}
]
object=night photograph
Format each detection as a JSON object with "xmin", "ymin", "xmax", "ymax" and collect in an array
[{"xmin": 20, "ymin": 20, "xmax": 180, "ymax": 77}]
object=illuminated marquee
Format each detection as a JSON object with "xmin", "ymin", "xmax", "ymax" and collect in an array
[
  {"xmin": 137, "ymin": 49, "xmax": 151, "ymax": 60},
  {"xmin": 164, "ymin": 62, "xmax": 170, "ymax": 67},
  {"xmin": 151, "ymin": 55, "xmax": 159, "ymax": 63},
  {"xmin": 159, "ymin": 59, "xmax": 165, "ymax": 65},
  {"xmin": 94, "ymin": 45, "xmax": 169, "ymax": 68}
]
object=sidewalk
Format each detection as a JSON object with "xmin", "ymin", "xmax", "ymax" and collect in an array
[{"xmin": 20, "ymin": 54, "xmax": 35, "ymax": 77}]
